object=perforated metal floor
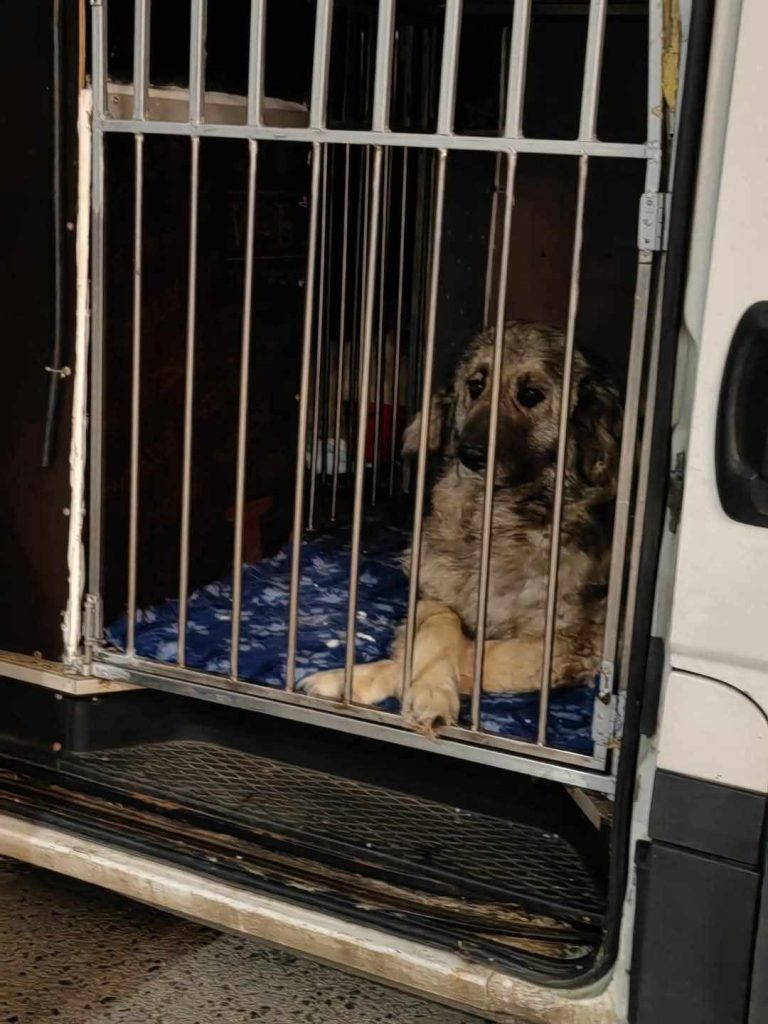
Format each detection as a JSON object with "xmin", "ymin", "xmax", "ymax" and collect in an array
[{"xmin": 72, "ymin": 740, "xmax": 605, "ymax": 924}]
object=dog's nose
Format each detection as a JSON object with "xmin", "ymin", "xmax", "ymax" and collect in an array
[{"xmin": 458, "ymin": 443, "xmax": 486, "ymax": 472}]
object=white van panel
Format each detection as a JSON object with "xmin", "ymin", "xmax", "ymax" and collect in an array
[
  {"xmin": 658, "ymin": 671, "xmax": 768, "ymax": 793},
  {"xmin": 670, "ymin": 0, "xmax": 768, "ymax": 711}
]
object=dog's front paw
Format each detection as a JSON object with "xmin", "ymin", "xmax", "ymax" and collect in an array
[
  {"xmin": 299, "ymin": 668, "xmax": 345, "ymax": 701},
  {"xmin": 403, "ymin": 681, "xmax": 459, "ymax": 738}
]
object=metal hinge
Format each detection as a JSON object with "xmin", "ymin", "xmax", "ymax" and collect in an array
[
  {"xmin": 638, "ymin": 192, "xmax": 669, "ymax": 252},
  {"xmin": 668, "ymin": 450, "xmax": 686, "ymax": 533},
  {"xmin": 83, "ymin": 593, "xmax": 103, "ymax": 645},
  {"xmin": 592, "ymin": 689, "xmax": 625, "ymax": 751}
]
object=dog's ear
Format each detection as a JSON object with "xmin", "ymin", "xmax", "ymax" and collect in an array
[
  {"xmin": 571, "ymin": 372, "xmax": 623, "ymax": 490},
  {"xmin": 402, "ymin": 391, "xmax": 454, "ymax": 457}
]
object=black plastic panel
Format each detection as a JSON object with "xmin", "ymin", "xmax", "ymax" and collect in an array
[
  {"xmin": 649, "ymin": 769, "xmax": 766, "ymax": 866},
  {"xmin": 631, "ymin": 843, "xmax": 759, "ymax": 1024}
]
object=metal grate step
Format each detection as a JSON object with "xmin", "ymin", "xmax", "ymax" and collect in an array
[{"xmin": 72, "ymin": 739, "xmax": 605, "ymax": 926}]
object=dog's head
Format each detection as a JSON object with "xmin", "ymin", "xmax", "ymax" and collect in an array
[{"xmin": 403, "ymin": 321, "xmax": 622, "ymax": 496}]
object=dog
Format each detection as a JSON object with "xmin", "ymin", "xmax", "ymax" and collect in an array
[{"xmin": 301, "ymin": 321, "xmax": 623, "ymax": 736}]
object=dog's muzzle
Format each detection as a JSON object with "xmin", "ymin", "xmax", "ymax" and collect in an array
[{"xmin": 458, "ymin": 442, "xmax": 486, "ymax": 473}]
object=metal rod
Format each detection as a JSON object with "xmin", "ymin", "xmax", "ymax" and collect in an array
[
  {"xmin": 388, "ymin": 147, "xmax": 408, "ymax": 496},
  {"xmin": 247, "ymin": 0, "xmax": 266, "ymax": 126},
  {"xmin": 503, "ymin": 0, "xmax": 532, "ymax": 138},
  {"xmin": 578, "ymin": 0, "xmax": 608, "ymax": 141},
  {"xmin": 321, "ymin": 146, "xmax": 336, "ymax": 486},
  {"xmin": 352, "ymin": 145, "xmax": 371, "ymax": 479},
  {"xmin": 87, "ymin": 2, "xmax": 107, "ymax": 621},
  {"xmin": 371, "ymin": 0, "xmax": 395, "ymax": 132},
  {"xmin": 598, "ymin": 259, "xmax": 652, "ymax": 692},
  {"xmin": 189, "ymin": 0, "xmax": 207, "ymax": 125},
  {"xmin": 93, "ymin": 650, "xmax": 611, "ymax": 787},
  {"xmin": 537, "ymin": 154, "xmax": 589, "ymax": 746},
  {"xmin": 470, "ymin": 152, "xmax": 517, "ymax": 731},
  {"xmin": 41, "ymin": 0, "xmax": 64, "ymax": 468},
  {"xmin": 132, "ymin": 0, "xmax": 151, "ymax": 121},
  {"xmin": 331, "ymin": 145, "xmax": 351, "ymax": 520},
  {"xmin": 401, "ymin": 149, "xmax": 447, "ymax": 698},
  {"xmin": 308, "ymin": 145, "xmax": 329, "ymax": 530},
  {"xmin": 371, "ymin": 147, "xmax": 391, "ymax": 501},
  {"xmin": 177, "ymin": 136, "xmax": 200, "ymax": 667},
  {"xmin": 436, "ymin": 0, "xmax": 463, "ymax": 135},
  {"xmin": 644, "ymin": 0, "xmax": 664, "ymax": 192},
  {"xmin": 347, "ymin": 148, "xmax": 366, "ymax": 479},
  {"xmin": 285, "ymin": 143, "xmax": 323, "ymax": 691},
  {"xmin": 99, "ymin": 116, "xmax": 652, "ymax": 159},
  {"xmin": 310, "ymin": 0, "xmax": 333, "ymax": 129},
  {"xmin": 344, "ymin": 145, "xmax": 384, "ymax": 703},
  {"xmin": 126, "ymin": 134, "xmax": 144, "ymax": 657},
  {"xmin": 230, "ymin": 140, "xmax": 259, "ymax": 681},
  {"xmin": 483, "ymin": 153, "xmax": 501, "ymax": 329}
]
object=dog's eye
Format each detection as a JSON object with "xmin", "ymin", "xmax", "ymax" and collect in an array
[
  {"xmin": 517, "ymin": 385, "xmax": 545, "ymax": 408},
  {"xmin": 466, "ymin": 375, "xmax": 485, "ymax": 399}
]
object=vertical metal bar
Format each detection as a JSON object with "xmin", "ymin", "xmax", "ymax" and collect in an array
[
  {"xmin": 436, "ymin": 0, "xmax": 463, "ymax": 135},
  {"xmin": 503, "ymin": 0, "xmax": 532, "ymax": 138},
  {"xmin": 483, "ymin": 153, "xmax": 501, "ymax": 328},
  {"xmin": 388, "ymin": 146, "xmax": 408, "ymax": 496},
  {"xmin": 331, "ymin": 145, "xmax": 351, "ymax": 520},
  {"xmin": 87, "ymin": 0, "xmax": 107, "ymax": 626},
  {"xmin": 177, "ymin": 136, "xmax": 200, "ymax": 667},
  {"xmin": 617, "ymin": 256, "xmax": 665, "ymax": 697},
  {"xmin": 132, "ymin": 0, "xmax": 151, "ymax": 121},
  {"xmin": 308, "ymin": 145, "xmax": 329, "ymax": 530},
  {"xmin": 285, "ymin": 143, "xmax": 323, "ymax": 691},
  {"xmin": 321, "ymin": 146, "xmax": 336, "ymax": 486},
  {"xmin": 91, "ymin": 0, "xmax": 108, "ymax": 122},
  {"xmin": 645, "ymin": 0, "xmax": 664, "ymax": 193},
  {"xmin": 470, "ymin": 152, "xmax": 516, "ymax": 731},
  {"xmin": 344, "ymin": 146, "xmax": 384, "ymax": 702},
  {"xmin": 247, "ymin": 0, "xmax": 266, "ymax": 126},
  {"xmin": 537, "ymin": 154, "xmax": 589, "ymax": 746},
  {"xmin": 371, "ymin": 146, "xmax": 391, "ymax": 501},
  {"xmin": 352, "ymin": 146, "xmax": 371, "ymax": 478},
  {"xmin": 230, "ymin": 140, "xmax": 259, "ymax": 680},
  {"xmin": 578, "ymin": 0, "xmax": 608, "ymax": 141},
  {"xmin": 401, "ymin": 149, "xmax": 447, "ymax": 698},
  {"xmin": 126, "ymin": 134, "xmax": 144, "ymax": 657},
  {"xmin": 189, "ymin": 0, "xmax": 208, "ymax": 125},
  {"xmin": 597, "ymin": 259, "xmax": 652, "ymax": 694},
  {"xmin": 371, "ymin": 0, "xmax": 396, "ymax": 132},
  {"xmin": 347, "ymin": 148, "xmax": 366, "ymax": 478},
  {"xmin": 310, "ymin": 0, "xmax": 334, "ymax": 129}
]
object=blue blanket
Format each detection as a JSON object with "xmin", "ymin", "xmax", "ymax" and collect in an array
[{"xmin": 107, "ymin": 527, "xmax": 595, "ymax": 755}]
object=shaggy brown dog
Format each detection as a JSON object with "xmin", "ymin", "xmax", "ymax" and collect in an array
[{"xmin": 301, "ymin": 321, "xmax": 623, "ymax": 735}]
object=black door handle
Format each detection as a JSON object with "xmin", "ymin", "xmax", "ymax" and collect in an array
[{"xmin": 716, "ymin": 302, "xmax": 768, "ymax": 526}]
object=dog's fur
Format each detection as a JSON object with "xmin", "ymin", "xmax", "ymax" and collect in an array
[{"xmin": 301, "ymin": 321, "xmax": 623, "ymax": 735}]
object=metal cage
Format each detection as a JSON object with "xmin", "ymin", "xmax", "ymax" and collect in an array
[{"xmin": 79, "ymin": 0, "xmax": 667, "ymax": 795}]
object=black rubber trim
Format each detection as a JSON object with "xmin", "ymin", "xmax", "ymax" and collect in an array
[
  {"xmin": 584, "ymin": 0, "xmax": 717, "ymax": 985},
  {"xmin": 649, "ymin": 770, "xmax": 766, "ymax": 867},
  {"xmin": 639, "ymin": 636, "xmax": 664, "ymax": 737},
  {"xmin": 630, "ymin": 842, "xmax": 759, "ymax": 1024}
]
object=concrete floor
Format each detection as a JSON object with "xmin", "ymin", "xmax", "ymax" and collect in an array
[{"xmin": 0, "ymin": 858, "xmax": 488, "ymax": 1024}]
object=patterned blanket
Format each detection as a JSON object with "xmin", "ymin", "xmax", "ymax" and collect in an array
[{"xmin": 107, "ymin": 526, "xmax": 596, "ymax": 754}]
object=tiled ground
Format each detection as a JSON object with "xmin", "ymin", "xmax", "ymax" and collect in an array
[{"xmin": 0, "ymin": 858, "xmax": 487, "ymax": 1024}]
